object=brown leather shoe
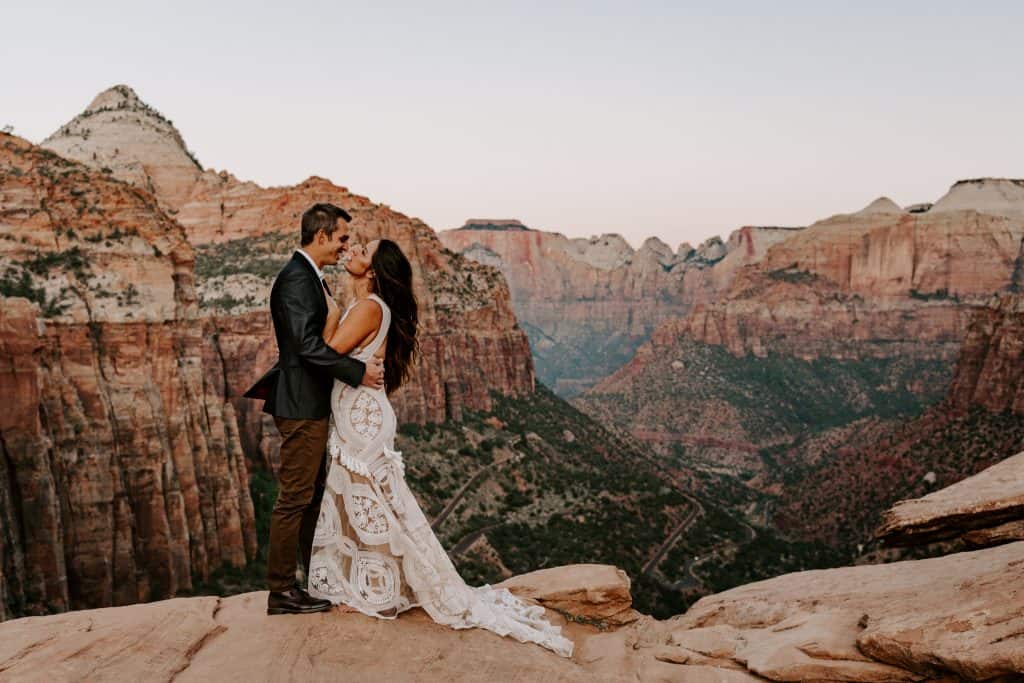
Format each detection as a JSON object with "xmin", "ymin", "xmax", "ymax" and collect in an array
[{"xmin": 267, "ymin": 587, "xmax": 332, "ymax": 615}]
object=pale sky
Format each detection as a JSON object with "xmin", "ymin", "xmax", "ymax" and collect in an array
[{"xmin": 4, "ymin": 1, "xmax": 1023, "ymax": 249}]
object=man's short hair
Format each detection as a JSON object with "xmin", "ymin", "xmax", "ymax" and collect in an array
[{"xmin": 300, "ymin": 203, "xmax": 352, "ymax": 246}]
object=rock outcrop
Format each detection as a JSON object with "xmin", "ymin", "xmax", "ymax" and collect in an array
[
  {"xmin": 672, "ymin": 180, "xmax": 1024, "ymax": 361},
  {"xmin": 4, "ymin": 544, "xmax": 1022, "ymax": 681},
  {"xmin": 440, "ymin": 220, "xmax": 801, "ymax": 394},
  {"xmin": 497, "ymin": 564, "xmax": 641, "ymax": 626},
  {"xmin": 0, "ymin": 564, "xmax": 634, "ymax": 683},
  {"xmin": 947, "ymin": 292, "xmax": 1024, "ymax": 414},
  {"xmin": 41, "ymin": 84, "xmax": 202, "ymax": 211},
  {"xmin": 0, "ymin": 133, "xmax": 255, "ymax": 617},
  {"xmin": 661, "ymin": 541, "xmax": 1024, "ymax": 681},
  {"xmin": 646, "ymin": 461, "xmax": 1024, "ymax": 680},
  {"xmin": 580, "ymin": 182, "xmax": 1024, "ymax": 469},
  {"xmin": 877, "ymin": 450, "xmax": 1024, "ymax": 547},
  {"xmin": 856, "ymin": 196, "xmax": 904, "ymax": 215}
]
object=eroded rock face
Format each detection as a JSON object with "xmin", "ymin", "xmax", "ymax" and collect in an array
[
  {"xmin": 579, "ymin": 186, "xmax": 1024, "ymax": 466},
  {"xmin": 41, "ymin": 84, "xmax": 202, "ymax": 211},
  {"xmin": 665, "ymin": 541, "xmax": 1024, "ymax": 681},
  {"xmin": 3, "ymin": 552, "xmax": 1020, "ymax": 682},
  {"xmin": 42, "ymin": 86, "xmax": 534, "ymax": 434},
  {"xmin": 676, "ymin": 191, "xmax": 1024, "ymax": 361},
  {"xmin": 0, "ymin": 564, "xmax": 630, "ymax": 683},
  {"xmin": 947, "ymin": 293, "xmax": 1024, "ymax": 414},
  {"xmin": 496, "ymin": 563, "xmax": 640, "ymax": 626},
  {"xmin": 0, "ymin": 134, "xmax": 255, "ymax": 617},
  {"xmin": 877, "ymin": 450, "xmax": 1024, "ymax": 547},
  {"xmin": 440, "ymin": 220, "xmax": 801, "ymax": 394}
]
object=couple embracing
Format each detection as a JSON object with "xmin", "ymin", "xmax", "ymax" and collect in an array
[{"xmin": 244, "ymin": 203, "xmax": 573, "ymax": 658}]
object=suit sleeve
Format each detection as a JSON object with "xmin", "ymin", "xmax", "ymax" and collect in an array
[{"xmin": 273, "ymin": 270, "xmax": 366, "ymax": 388}]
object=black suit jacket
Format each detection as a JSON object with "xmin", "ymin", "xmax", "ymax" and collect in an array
[{"xmin": 243, "ymin": 252, "xmax": 366, "ymax": 419}]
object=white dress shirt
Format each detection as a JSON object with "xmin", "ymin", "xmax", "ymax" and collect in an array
[{"xmin": 295, "ymin": 248, "xmax": 325, "ymax": 281}]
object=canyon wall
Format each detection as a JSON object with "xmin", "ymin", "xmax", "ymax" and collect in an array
[
  {"xmin": 42, "ymin": 85, "xmax": 535, "ymax": 469},
  {"xmin": 947, "ymin": 292, "xmax": 1024, "ymax": 414},
  {"xmin": 769, "ymin": 290, "xmax": 1024, "ymax": 550},
  {"xmin": 0, "ymin": 134, "xmax": 255, "ymax": 617},
  {"xmin": 2, "ymin": 84, "xmax": 537, "ymax": 617},
  {"xmin": 677, "ymin": 194, "xmax": 1024, "ymax": 360},
  {"xmin": 440, "ymin": 219, "xmax": 801, "ymax": 394},
  {"xmin": 578, "ymin": 191, "xmax": 1024, "ymax": 472}
]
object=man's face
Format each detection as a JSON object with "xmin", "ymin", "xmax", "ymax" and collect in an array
[{"xmin": 318, "ymin": 223, "xmax": 350, "ymax": 266}]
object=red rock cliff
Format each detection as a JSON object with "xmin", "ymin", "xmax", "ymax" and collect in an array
[
  {"xmin": 676, "ymin": 195, "xmax": 1024, "ymax": 361},
  {"xmin": 439, "ymin": 220, "xmax": 800, "ymax": 394},
  {"xmin": 947, "ymin": 290, "xmax": 1024, "ymax": 414},
  {"xmin": 42, "ymin": 85, "xmax": 535, "ymax": 470},
  {"xmin": 0, "ymin": 134, "xmax": 255, "ymax": 618}
]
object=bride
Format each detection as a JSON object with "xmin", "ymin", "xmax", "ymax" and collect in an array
[{"xmin": 307, "ymin": 238, "xmax": 574, "ymax": 658}]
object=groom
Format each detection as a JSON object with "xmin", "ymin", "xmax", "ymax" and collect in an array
[{"xmin": 244, "ymin": 202, "xmax": 385, "ymax": 615}]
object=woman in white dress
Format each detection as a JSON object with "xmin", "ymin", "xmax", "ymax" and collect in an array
[{"xmin": 308, "ymin": 238, "xmax": 574, "ymax": 658}]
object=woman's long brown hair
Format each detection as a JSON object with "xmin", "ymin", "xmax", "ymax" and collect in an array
[{"xmin": 371, "ymin": 239, "xmax": 418, "ymax": 394}]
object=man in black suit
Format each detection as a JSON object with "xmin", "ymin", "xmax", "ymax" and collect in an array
[{"xmin": 244, "ymin": 202, "xmax": 385, "ymax": 615}]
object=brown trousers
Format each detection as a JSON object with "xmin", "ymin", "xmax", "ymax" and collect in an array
[{"xmin": 267, "ymin": 416, "xmax": 330, "ymax": 592}]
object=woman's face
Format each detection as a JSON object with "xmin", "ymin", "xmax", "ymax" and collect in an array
[{"xmin": 344, "ymin": 239, "xmax": 379, "ymax": 277}]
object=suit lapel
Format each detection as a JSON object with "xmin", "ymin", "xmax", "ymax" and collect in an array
[{"xmin": 291, "ymin": 251, "xmax": 328, "ymax": 317}]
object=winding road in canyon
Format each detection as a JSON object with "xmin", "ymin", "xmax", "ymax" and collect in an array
[
  {"xmin": 640, "ymin": 497, "xmax": 704, "ymax": 576},
  {"xmin": 431, "ymin": 437, "xmax": 523, "ymax": 530}
]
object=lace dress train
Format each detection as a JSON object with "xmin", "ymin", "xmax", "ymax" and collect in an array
[{"xmin": 307, "ymin": 294, "xmax": 574, "ymax": 658}]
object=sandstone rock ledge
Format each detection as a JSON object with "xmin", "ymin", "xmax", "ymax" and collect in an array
[
  {"xmin": 2, "ymin": 548, "xmax": 1023, "ymax": 681},
  {"xmin": 0, "ymin": 564, "xmax": 642, "ymax": 683},
  {"xmin": 657, "ymin": 542, "xmax": 1024, "ymax": 682},
  {"xmin": 0, "ymin": 563, "xmax": 756, "ymax": 682},
  {"xmin": 877, "ymin": 450, "xmax": 1024, "ymax": 548}
]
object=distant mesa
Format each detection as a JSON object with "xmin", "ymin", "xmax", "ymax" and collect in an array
[
  {"xmin": 457, "ymin": 219, "xmax": 532, "ymax": 231},
  {"xmin": 905, "ymin": 202, "xmax": 933, "ymax": 214}
]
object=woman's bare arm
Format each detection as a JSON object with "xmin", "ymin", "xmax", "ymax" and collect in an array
[{"xmin": 324, "ymin": 299, "xmax": 382, "ymax": 355}]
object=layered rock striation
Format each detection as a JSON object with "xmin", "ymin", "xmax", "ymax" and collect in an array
[
  {"xmin": 580, "ymin": 189, "xmax": 1024, "ymax": 468},
  {"xmin": 41, "ymin": 85, "xmax": 535, "ymax": 468},
  {"xmin": 877, "ymin": 449, "xmax": 1024, "ymax": 548},
  {"xmin": 42, "ymin": 85, "xmax": 202, "ymax": 211},
  {"xmin": 661, "ymin": 540, "xmax": 1024, "ymax": 681},
  {"xmin": 676, "ymin": 192, "xmax": 1024, "ymax": 360},
  {"xmin": 947, "ymin": 292, "xmax": 1024, "ymax": 414},
  {"xmin": 0, "ymin": 134, "xmax": 255, "ymax": 618},
  {"xmin": 440, "ymin": 219, "xmax": 801, "ymax": 394},
  {"xmin": 4, "ymin": 539, "xmax": 1022, "ymax": 680},
  {"xmin": 763, "ymin": 289, "xmax": 1024, "ymax": 552}
]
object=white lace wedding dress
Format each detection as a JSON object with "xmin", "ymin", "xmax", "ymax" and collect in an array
[{"xmin": 308, "ymin": 294, "xmax": 574, "ymax": 658}]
